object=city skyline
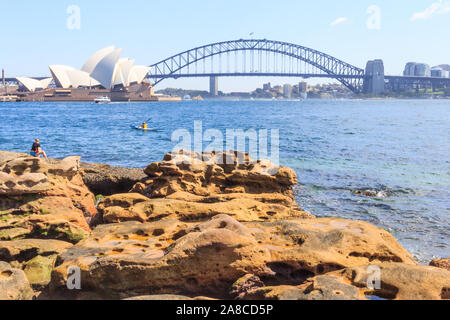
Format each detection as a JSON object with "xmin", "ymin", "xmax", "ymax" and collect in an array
[{"xmin": 1, "ymin": 0, "xmax": 449, "ymax": 92}]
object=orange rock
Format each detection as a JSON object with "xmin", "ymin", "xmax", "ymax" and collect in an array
[
  {"xmin": 49, "ymin": 215, "xmax": 416, "ymax": 299},
  {"xmin": 0, "ymin": 152, "xmax": 97, "ymax": 242},
  {"xmin": 329, "ymin": 263, "xmax": 450, "ymax": 300},
  {"xmin": 101, "ymin": 151, "xmax": 313, "ymax": 223}
]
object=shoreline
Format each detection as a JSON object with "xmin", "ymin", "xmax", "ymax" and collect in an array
[{"xmin": 0, "ymin": 150, "xmax": 448, "ymax": 300}]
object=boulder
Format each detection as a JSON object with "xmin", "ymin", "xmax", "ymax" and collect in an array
[
  {"xmin": 0, "ymin": 239, "xmax": 72, "ymax": 263},
  {"xmin": 0, "ymin": 152, "xmax": 97, "ymax": 243},
  {"xmin": 230, "ymin": 274, "xmax": 265, "ymax": 299},
  {"xmin": 243, "ymin": 217, "xmax": 416, "ymax": 286},
  {"xmin": 49, "ymin": 215, "xmax": 416, "ymax": 299},
  {"xmin": 50, "ymin": 215, "xmax": 272, "ymax": 299},
  {"xmin": 99, "ymin": 193, "xmax": 312, "ymax": 224},
  {"xmin": 239, "ymin": 275, "xmax": 366, "ymax": 300},
  {"xmin": 80, "ymin": 162, "xmax": 146, "ymax": 196},
  {"xmin": 23, "ymin": 255, "xmax": 58, "ymax": 288},
  {"xmin": 0, "ymin": 239, "xmax": 73, "ymax": 289},
  {"xmin": 100, "ymin": 151, "xmax": 313, "ymax": 223},
  {"xmin": 0, "ymin": 261, "xmax": 34, "ymax": 300},
  {"xmin": 430, "ymin": 258, "xmax": 450, "ymax": 271},
  {"xmin": 329, "ymin": 263, "xmax": 450, "ymax": 300}
]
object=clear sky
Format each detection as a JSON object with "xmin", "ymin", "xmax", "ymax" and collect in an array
[{"xmin": 1, "ymin": 0, "xmax": 449, "ymax": 92}]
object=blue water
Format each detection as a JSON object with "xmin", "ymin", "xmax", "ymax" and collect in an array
[{"xmin": 0, "ymin": 99, "xmax": 449, "ymax": 264}]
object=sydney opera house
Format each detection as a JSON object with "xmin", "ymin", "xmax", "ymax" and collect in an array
[{"xmin": 14, "ymin": 47, "xmax": 178, "ymax": 102}]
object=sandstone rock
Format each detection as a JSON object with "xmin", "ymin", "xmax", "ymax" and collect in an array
[
  {"xmin": 23, "ymin": 254, "xmax": 58, "ymax": 288},
  {"xmin": 240, "ymin": 275, "xmax": 366, "ymax": 300},
  {"xmin": 243, "ymin": 217, "xmax": 416, "ymax": 286},
  {"xmin": 0, "ymin": 171, "xmax": 50, "ymax": 195},
  {"xmin": 0, "ymin": 152, "xmax": 97, "ymax": 243},
  {"xmin": 239, "ymin": 285, "xmax": 305, "ymax": 300},
  {"xmin": 230, "ymin": 274, "xmax": 265, "ymax": 299},
  {"xmin": 0, "ymin": 239, "xmax": 73, "ymax": 289},
  {"xmin": 49, "ymin": 215, "xmax": 416, "ymax": 299},
  {"xmin": 0, "ymin": 239, "xmax": 72, "ymax": 263},
  {"xmin": 0, "ymin": 261, "xmax": 34, "ymax": 300},
  {"xmin": 50, "ymin": 215, "xmax": 273, "ymax": 299},
  {"xmin": 80, "ymin": 162, "xmax": 146, "ymax": 196},
  {"xmin": 430, "ymin": 258, "xmax": 450, "ymax": 271},
  {"xmin": 329, "ymin": 263, "xmax": 450, "ymax": 300},
  {"xmin": 100, "ymin": 193, "xmax": 312, "ymax": 224},
  {"xmin": 101, "ymin": 151, "xmax": 313, "ymax": 223},
  {"xmin": 0, "ymin": 227, "xmax": 31, "ymax": 241}
]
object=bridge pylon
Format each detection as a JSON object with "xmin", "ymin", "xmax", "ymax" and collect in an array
[
  {"xmin": 363, "ymin": 59, "xmax": 385, "ymax": 96},
  {"xmin": 210, "ymin": 76, "xmax": 218, "ymax": 97}
]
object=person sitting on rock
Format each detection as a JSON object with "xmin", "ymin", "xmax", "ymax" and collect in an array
[{"xmin": 30, "ymin": 139, "xmax": 48, "ymax": 160}]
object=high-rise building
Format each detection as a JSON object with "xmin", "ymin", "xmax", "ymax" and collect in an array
[
  {"xmin": 414, "ymin": 63, "xmax": 431, "ymax": 77},
  {"xmin": 403, "ymin": 62, "xmax": 416, "ymax": 76},
  {"xmin": 263, "ymin": 82, "xmax": 271, "ymax": 91},
  {"xmin": 298, "ymin": 81, "xmax": 308, "ymax": 93},
  {"xmin": 283, "ymin": 84, "xmax": 293, "ymax": 99},
  {"xmin": 431, "ymin": 67, "xmax": 444, "ymax": 78}
]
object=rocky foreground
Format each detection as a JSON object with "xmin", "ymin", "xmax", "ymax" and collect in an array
[{"xmin": 0, "ymin": 150, "xmax": 448, "ymax": 300}]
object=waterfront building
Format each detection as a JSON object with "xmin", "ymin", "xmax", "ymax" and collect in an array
[
  {"xmin": 403, "ymin": 62, "xmax": 416, "ymax": 76},
  {"xmin": 414, "ymin": 63, "xmax": 431, "ymax": 77},
  {"xmin": 16, "ymin": 77, "xmax": 53, "ymax": 92},
  {"xmin": 403, "ymin": 62, "xmax": 431, "ymax": 77},
  {"xmin": 299, "ymin": 81, "xmax": 308, "ymax": 93},
  {"xmin": 283, "ymin": 84, "xmax": 293, "ymax": 99},
  {"xmin": 431, "ymin": 67, "xmax": 449, "ymax": 78},
  {"xmin": 17, "ymin": 46, "xmax": 151, "ymax": 92}
]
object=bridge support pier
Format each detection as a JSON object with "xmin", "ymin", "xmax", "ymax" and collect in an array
[
  {"xmin": 210, "ymin": 76, "xmax": 218, "ymax": 97},
  {"xmin": 363, "ymin": 60, "xmax": 385, "ymax": 96}
]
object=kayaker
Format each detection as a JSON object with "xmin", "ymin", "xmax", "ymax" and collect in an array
[
  {"xmin": 142, "ymin": 122, "xmax": 148, "ymax": 129},
  {"xmin": 30, "ymin": 139, "xmax": 48, "ymax": 160}
]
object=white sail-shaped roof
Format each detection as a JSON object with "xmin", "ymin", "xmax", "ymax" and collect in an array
[
  {"xmin": 66, "ymin": 69, "xmax": 100, "ymax": 88},
  {"xmin": 50, "ymin": 65, "xmax": 100, "ymax": 88},
  {"xmin": 90, "ymin": 48, "xmax": 123, "ymax": 89},
  {"xmin": 46, "ymin": 46, "xmax": 149, "ymax": 90},
  {"xmin": 81, "ymin": 46, "xmax": 115, "ymax": 74},
  {"xmin": 129, "ymin": 65, "xmax": 151, "ymax": 84},
  {"xmin": 16, "ymin": 77, "xmax": 52, "ymax": 92},
  {"xmin": 49, "ymin": 65, "xmax": 76, "ymax": 88},
  {"xmin": 113, "ymin": 58, "xmax": 136, "ymax": 87}
]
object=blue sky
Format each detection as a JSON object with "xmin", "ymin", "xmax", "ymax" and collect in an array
[{"xmin": 1, "ymin": 0, "xmax": 449, "ymax": 91}]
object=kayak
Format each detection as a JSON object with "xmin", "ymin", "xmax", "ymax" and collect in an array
[{"xmin": 130, "ymin": 125, "xmax": 156, "ymax": 131}]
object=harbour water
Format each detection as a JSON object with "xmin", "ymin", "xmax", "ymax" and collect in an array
[{"xmin": 0, "ymin": 99, "xmax": 448, "ymax": 264}]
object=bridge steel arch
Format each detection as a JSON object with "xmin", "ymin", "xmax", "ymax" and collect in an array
[{"xmin": 147, "ymin": 39, "xmax": 366, "ymax": 93}]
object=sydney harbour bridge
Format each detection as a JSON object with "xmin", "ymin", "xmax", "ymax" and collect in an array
[
  {"xmin": 5, "ymin": 39, "xmax": 450, "ymax": 96},
  {"xmin": 145, "ymin": 39, "xmax": 450, "ymax": 96}
]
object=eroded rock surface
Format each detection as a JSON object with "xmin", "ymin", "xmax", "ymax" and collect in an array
[
  {"xmin": 329, "ymin": 263, "xmax": 450, "ymax": 300},
  {"xmin": 0, "ymin": 261, "xmax": 34, "ymax": 300},
  {"xmin": 0, "ymin": 152, "xmax": 97, "ymax": 243},
  {"xmin": 430, "ymin": 258, "xmax": 450, "ymax": 271},
  {"xmin": 49, "ymin": 214, "xmax": 416, "ymax": 299},
  {"xmin": 99, "ymin": 151, "xmax": 313, "ymax": 224}
]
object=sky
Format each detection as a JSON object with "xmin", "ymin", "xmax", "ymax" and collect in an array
[{"xmin": 0, "ymin": 0, "xmax": 449, "ymax": 92}]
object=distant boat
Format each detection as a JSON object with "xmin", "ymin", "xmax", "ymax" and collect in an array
[
  {"xmin": 183, "ymin": 95, "xmax": 192, "ymax": 101},
  {"xmin": 94, "ymin": 96, "xmax": 111, "ymax": 104}
]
